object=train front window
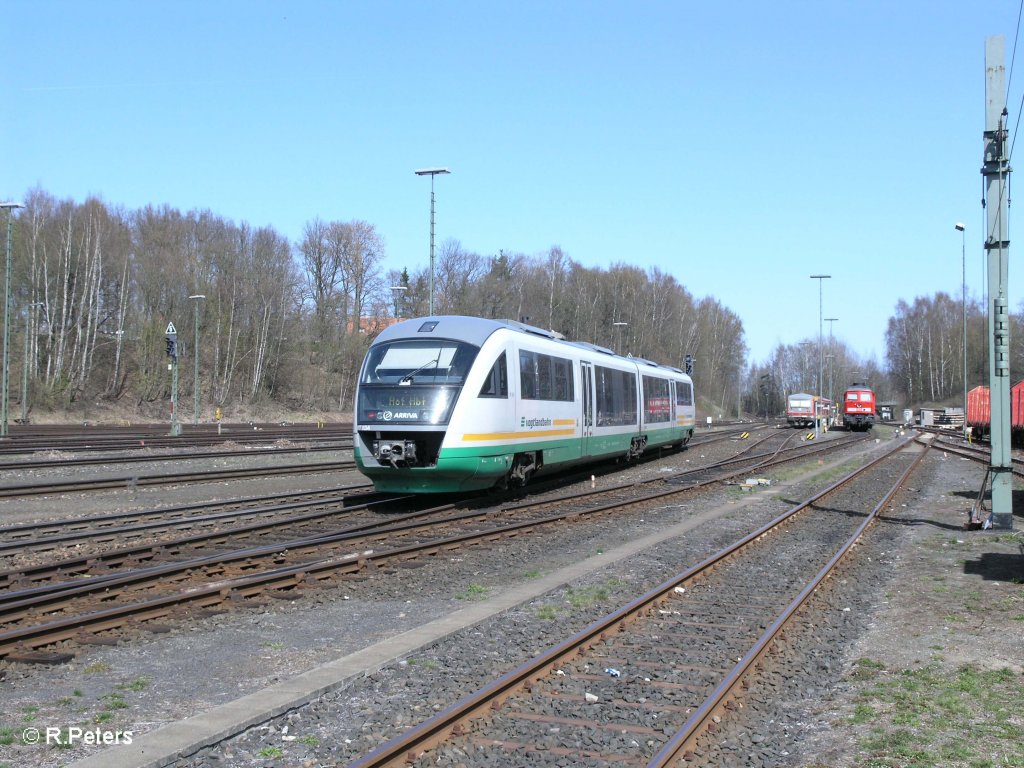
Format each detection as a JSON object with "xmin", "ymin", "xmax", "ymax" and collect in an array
[
  {"xmin": 358, "ymin": 339, "xmax": 479, "ymax": 425},
  {"xmin": 362, "ymin": 339, "xmax": 478, "ymax": 386}
]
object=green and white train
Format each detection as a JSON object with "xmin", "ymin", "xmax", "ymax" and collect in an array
[{"xmin": 353, "ymin": 316, "xmax": 696, "ymax": 493}]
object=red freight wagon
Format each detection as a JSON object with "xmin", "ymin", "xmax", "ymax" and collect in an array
[
  {"xmin": 1012, "ymin": 380, "xmax": 1024, "ymax": 430},
  {"xmin": 965, "ymin": 383, "xmax": 1024, "ymax": 436},
  {"xmin": 966, "ymin": 385, "xmax": 991, "ymax": 438}
]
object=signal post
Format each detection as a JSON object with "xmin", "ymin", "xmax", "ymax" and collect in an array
[{"xmin": 166, "ymin": 322, "xmax": 181, "ymax": 436}]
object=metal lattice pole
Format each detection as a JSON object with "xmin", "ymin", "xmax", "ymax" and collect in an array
[
  {"xmin": 0, "ymin": 203, "xmax": 24, "ymax": 437},
  {"xmin": 190, "ymin": 294, "xmax": 206, "ymax": 425}
]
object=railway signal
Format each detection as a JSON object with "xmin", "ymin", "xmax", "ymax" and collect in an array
[
  {"xmin": 165, "ymin": 322, "xmax": 178, "ymax": 360},
  {"xmin": 166, "ymin": 322, "xmax": 181, "ymax": 436}
]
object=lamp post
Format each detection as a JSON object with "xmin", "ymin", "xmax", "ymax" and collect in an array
[
  {"xmin": 21, "ymin": 301, "xmax": 44, "ymax": 424},
  {"xmin": 613, "ymin": 321, "xmax": 628, "ymax": 355},
  {"xmin": 390, "ymin": 285, "xmax": 408, "ymax": 320},
  {"xmin": 955, "ymin": 222, "xmax": 967, "ymax": 439},
  {"xmin": 414, "ymin": 167, "xmax": 450, "ymax": 316},
  {"xmin": 809, "ymin": 274, "xmax": 831, "ymax": 438},
  {"xmin": 189, "ymin": 294, "xmax": 206, "ymax": 426},
  {"xmin": 0, "ymin": 202, "xmax": 25, "ymax": 438},
  {"xmin": 825, "ymin": 317, "xmax": 838, "ymax": 424}
]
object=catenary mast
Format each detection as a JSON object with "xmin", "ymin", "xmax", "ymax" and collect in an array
[{"xmin": 980, "ymin": 36, "xmax": 1013, "ymax": 529}]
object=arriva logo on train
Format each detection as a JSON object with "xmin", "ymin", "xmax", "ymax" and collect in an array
[{"xmin": 381, "ymin": 410, "xmax": 420, "ymax": 421}]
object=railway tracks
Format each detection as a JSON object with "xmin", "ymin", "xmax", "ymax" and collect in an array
[
  {"xmin": 0, "ymin": 484, "xmax": 385, "ymax": 570},
  {"xmin": 344, "ymin": 435, "xmax": 928, "ymax": 767},
  {"xmin": 930, "ymin": 432, "xmax": 1024, "ymax": 476},
  {"xmin": 0, "ymin": 428, "xmax": 868, "ymax": 665},
  {"xmin": 0, "ymin": 426, "xmax": 774, "ymax": 564},
  {"xmin": 0, "ymin": 441, "xmax": 351, "ymax": 473},
  {"xmin": 0, "ymin": 458, "xmax": 358, "ymax": 498},
  {"xmin": 0, "ymin": 422, "xmax": 353, "ymax": 456},
  {"xmin": 0, "ymin": 483, "xmax": 377, "ymax": 541}
]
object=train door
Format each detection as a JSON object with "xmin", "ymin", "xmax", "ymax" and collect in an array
[
  {"xmin": 580, "ymin": 361, "xmax": 594, "ymax": 456},
  {"xmin": 670, "ymin": 381, "xmax": 677, "ymax": 428}
]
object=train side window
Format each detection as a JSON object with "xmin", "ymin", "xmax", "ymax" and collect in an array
[
  {"xmin": 554, "ymin": 357, "xmax": 574, "ymax": 401},
  {"xmin": 642, "ymin": 375, "xmax": 671, "ymax": 423},
  {"xmin": 595, "ymin": 365, "xmax": 638, "ymax": 426},
  {"xmin": 677, "ymin": 382, "xmax": 693, "ymax": 406},
  {"xmin": 479, "ymin": 353, "xmax": 508, "ymax": 398},
  {"xmin": 537, "ymin": 354, "xmax": 554, "ymax": 399},
  {"xmin": 520, "ymin": 351, "xmax": 575, "ymax": 401},
  {"xmin": 519, "ymin": 350, "xmax": 539, "ymax": 400}
]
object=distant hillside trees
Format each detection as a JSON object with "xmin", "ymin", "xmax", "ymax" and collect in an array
[
  {"xmin": 10, "ymin": 188, "xmax": 1014, "ymax": 423},
  {"xmin": 2, "ymin": 189, "xmax": 748, "ymax": 419},
  {"xmin": 884, "ymin": 292, "xmax": 1020, "ymax": 407}
]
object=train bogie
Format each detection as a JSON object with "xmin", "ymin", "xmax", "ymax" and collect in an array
[{"xmin": 353, "ymin": 316, "xmax": 696, "ymax": 493}]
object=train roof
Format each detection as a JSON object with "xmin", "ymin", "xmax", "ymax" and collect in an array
[
  {"xmin": 370, "ymin": 315, "xmax": 690, "ymax": 378},
  {"xmin": 372, "ymin": 316, "xmax": 527, "ymax": 348}
]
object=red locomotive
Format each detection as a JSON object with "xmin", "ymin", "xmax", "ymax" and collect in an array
[{"xmin": 841, "ymin": 383, "xmax": 876, "ymax": 431}]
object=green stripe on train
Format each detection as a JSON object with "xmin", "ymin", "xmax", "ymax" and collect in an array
[{"xmin": 356, "ymin": 426, "xmax": 693, "ymax": 493}]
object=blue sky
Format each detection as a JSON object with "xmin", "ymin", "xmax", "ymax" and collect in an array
[{"xmin": 1, "ymin": 1, "xmax": 1020, "ymax": 364}]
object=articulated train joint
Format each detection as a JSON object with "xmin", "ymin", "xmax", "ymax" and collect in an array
[{"xmin": 373, "ymin": 440, "xmax": 419, "ymax": 468}]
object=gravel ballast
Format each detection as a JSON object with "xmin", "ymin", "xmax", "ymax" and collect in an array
[{"xmin": 1, "ymin": 429, "xmax": 1020, "ymax": 768}]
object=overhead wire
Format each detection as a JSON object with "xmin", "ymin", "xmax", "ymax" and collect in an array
[
  {"xmin": 1007, "ymin": 0, "xmax": 1023, "ymax": 161},
  {"xmin": 974, "ymin": 2, "xmax": 1022, "ymax": 377},
  {"xmin": 984, "ymin": 1, "xmax": 1022, "ymax": 259}
]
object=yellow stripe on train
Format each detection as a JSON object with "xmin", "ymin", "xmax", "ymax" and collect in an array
[{"xmin": 461, "ymin": 429, "xmax": 577, "ymax": 441}]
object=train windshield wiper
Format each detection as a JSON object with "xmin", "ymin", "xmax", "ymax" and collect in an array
[{"xmin": 399, "ymin": 356, "xmax": 441, "ymax": 385}]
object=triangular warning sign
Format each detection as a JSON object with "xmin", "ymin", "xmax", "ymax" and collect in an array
[{"xmin": 165, "ymin": 322, "xmax": 177, "ymax": 335}]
